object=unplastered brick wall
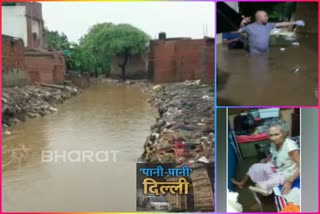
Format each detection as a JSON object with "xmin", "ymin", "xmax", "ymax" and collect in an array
[
  {"xmin": 205, "ymin": 46, "xmax": 214, "ymax": 84},
  {"xmin": 174, "ymin": 39, "xmax": 204, "ymax": 81},
  {"xmin": 24, "ymin": 2, "xmax": 44, "ymax": 49},
  {"xmin": 2, "ymin": 35, "xmax": 25, "ymax": 73},
  {"xmin": 2, "ymin": 35, "xmax": 29, "ymax": 87},
  {"xmin": 24, "ymin": 50, "xmax": 66, "ymax": 84},
  {"xmin": 150, "ymin": 38, "xmax": 214, "ymax": 84},
  {"xmin": 151, "ymin": 40, "xmax": 177, "ymax": 83}
]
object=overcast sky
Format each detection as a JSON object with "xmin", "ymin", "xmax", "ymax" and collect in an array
[{"xmin": 42, "ymin": 2, "xmax": 215, "ymax": 43}]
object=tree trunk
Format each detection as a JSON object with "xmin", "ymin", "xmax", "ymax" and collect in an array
[
  {"xmin": 121, "ymin": 54, "xmax": 129, "ymax": 81},
  {"xmin": 94, "ymin": 69, "xmax": 97, "ymax": 78}
]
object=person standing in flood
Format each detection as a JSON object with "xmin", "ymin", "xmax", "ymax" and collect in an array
[{"xmin": 238, "ymin": 10, "xmax": 305, "ymax": 54}]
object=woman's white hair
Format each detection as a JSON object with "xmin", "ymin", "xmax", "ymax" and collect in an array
[{"xmin": 263, "ymin": 118, "xmax": 290, "ymax": 135}]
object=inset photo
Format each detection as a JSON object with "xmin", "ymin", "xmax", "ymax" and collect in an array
[
  {"xmin": 136, "ymin": 163, "xmax": 214, "ymax": 212},
  {"xmin": 2, "ymin": 1, "xmax": 214, "ymax": 212},
  {"xmin": 227, "ymin": 108, "xmax": 301, "ymax": 212},
  {"xmin": 217, "ymin": 2, "xmax": 318, "ymax": 106}
]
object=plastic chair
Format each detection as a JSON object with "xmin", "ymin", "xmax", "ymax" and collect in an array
[{"xmin": 249, "ymin": 177, "xmax": 300, "ymax": 212}]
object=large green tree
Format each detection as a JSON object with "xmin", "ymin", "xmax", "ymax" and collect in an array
[
  {"xmin": 45, "ymin": 28, "xmax": 97, "ymax": 76},
  {"xmin": 81, "ymin": 23, "xmax": 150, "ymax": 80},
  {"xmin": 67, "ymin": 43, "xmax": 97, "ymax": 76},
  {"xmin": 45, "ymin": 28, "xmax": 70, "ymax": 50}
]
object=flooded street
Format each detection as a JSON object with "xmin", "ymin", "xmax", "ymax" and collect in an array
[
  {"xmin": 217, "ymin": 33, "xmax": 318, "ymax": 106},
  {"xmin": 2, "ymin": 83, "xmax": 156, "ymax": 212}
]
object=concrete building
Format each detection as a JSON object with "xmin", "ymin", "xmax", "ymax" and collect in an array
[
  {"xmin": 110, "ymin": 54, "xmax": 148, "ymax": 79},
  {"xmin": 2, "ymin": 2, "xmax": 45, "ymax": 49}
]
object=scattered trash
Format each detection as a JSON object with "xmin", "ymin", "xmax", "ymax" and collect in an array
[
  {"xmin": 292, "ymin": 42, "xmax": 300, "ymax": 46},
  {"xmin": 152, "ymin": 85, "xmax": 162, "ymax": 91},
  {"xmin": 2, "ymin": 85, "xmax": 79, "ymax": 129},
  {"xmin": 202, "ymin": 95, "xmax": 210, "ymax": 100},
  {"xmin": 3, "ymin": 130, "xmax": 11, "ymax": 136},
  {"xmin": 280, "ymin": 48, "xmax": 286, "ymax": 51},
  {"xmin": 292, "ymin": 66, "xmax": 301, "ymax": 73},
  {"xmin": 125, "ymin": 80, "xmax": 134, "ymax": 85},
  {"xmin": 197, "ymin": 156, "xmax": 210, "ymax": 163},
  {"xmin": 49, "ymin": 107, "xmax": 58, "ymax": 112},
  {"xmin": 140, "ymin": 80, "xmax": 214, "ymax": 164},
  {"xmin": 227, "ymin": 189, "xmax": 243, "ymax": 212}
]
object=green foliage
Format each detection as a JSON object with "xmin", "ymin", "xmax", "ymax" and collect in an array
[
  {"xmin": 79, "ymin": 23, "xmax": 113, "ymax": 76},
  {"xmin": 67, "ymin": 43, "xmax": 97, "ymax": 75},
  {"xmin": 80, "ymin": 23, "xmax": 150, "ymax": 77},
  {"xmin": 45, "ymin": 28, "xmax": 97, "ymax": 76},
  {"xmin": 45, "ymin": 28, "xmax": 70, "ymax": 50},
  {"xmin": 239, "ymin": 2, "xmax": 296, "ymax": 22},
  {"xmin": 269, "ymin": 3, "xmax": 296, "ymax": 21},
  {"xmin": 45, "ymin": 23, "xmax": 150, "ymax": 78},
  {"xmin": 97, "ymin": 23, "xmax": 150, "ymax": 55}
]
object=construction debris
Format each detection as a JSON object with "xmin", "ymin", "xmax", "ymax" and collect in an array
[
  {"xmin": 2, "ymin": 84, "xmax": 79, "ymax": 129},
  {"xmin": 140, "ymin": 80, "xmax": 214, "ymax": 163}
]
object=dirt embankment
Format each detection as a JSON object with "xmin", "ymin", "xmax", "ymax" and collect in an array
[{"xmin": 2, "ymin": 85, "xmax": 79, "ymax": 132}]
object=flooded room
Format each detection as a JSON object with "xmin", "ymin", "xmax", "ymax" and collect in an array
[{"xmin": 217, "ymin": 2, "xmax": 318, "ymax": 106}]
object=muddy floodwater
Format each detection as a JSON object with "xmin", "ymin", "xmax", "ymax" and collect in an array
[
  {"xmin": 217, "ymin": 33, "xmax": 318, "ymax": 106},
  {"xmin": 2, "ymin": 83, "xmax": 156, "ymax": 212}
]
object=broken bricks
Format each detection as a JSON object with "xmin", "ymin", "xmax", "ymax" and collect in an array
[{"xmin": 2, "ymin": 85, "xmax": 79, "ymax": 129}]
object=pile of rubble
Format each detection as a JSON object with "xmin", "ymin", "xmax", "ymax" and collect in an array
[
  {"xmin": 2, "ymin": 84, "xmax": 79, "ymax": 130},
  {"xmin": 140, "ymin": 80, "xmax": 214, "ymax": 163}
]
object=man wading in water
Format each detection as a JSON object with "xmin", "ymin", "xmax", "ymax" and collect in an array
[{"xmin": 235, "ymin": 10, "xmax": 305, "ymax": 55}]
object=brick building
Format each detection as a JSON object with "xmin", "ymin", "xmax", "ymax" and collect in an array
[
  {"xmin": 149, "ymin": 34, "xmax": 214, "ymax": 84},
  {"xmin": 165, "ymin": 163, "xmax": 214, "ymax": 211},
  {"xmin": 24, "ymin": 49, "xmax": 66, "ymax": 84},
  {"xmin": 2, "ymin": 2, "xmax": 45, "ymax": 49},
  {"xmin": 2, "ymin": 2, "xmax": 66, "ymax": 86},
  {"xmin": 2, "ymin": 35, "xmax": 29, "ymax": 87}
]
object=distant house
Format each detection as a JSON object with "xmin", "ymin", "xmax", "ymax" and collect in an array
[
  {"xmin": 110, "ymin": 54, "xmax": 148, "ymax": 79},
  {"xmin": 2, "ymin": 2, "xmax": 67, "ymax": 86},
  {"xmin": 2, "ymin": 34, "xmax": 66, "ymax": 86},
  {"xmin": 149, "ymin": 33, "xmax": 214, "ymax": 84},
  {"xmin": 2, "ymin": 2, "xmax": 45, "ymax": 49}
]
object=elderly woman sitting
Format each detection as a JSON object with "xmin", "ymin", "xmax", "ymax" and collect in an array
[{"xmin": 232, "ymin": 118, "xmax": 300, "ymax": 196}]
